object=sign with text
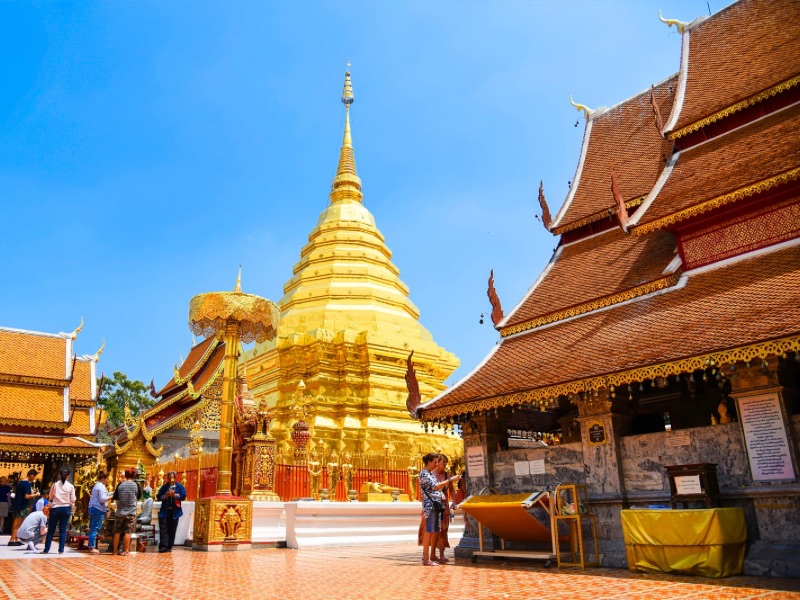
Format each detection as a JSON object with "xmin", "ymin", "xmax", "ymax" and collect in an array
[
  {"xmin": 514, "ymin": 461, "xmax": 530, "ymax": 476},
  {"xmin": 466, "ymin": 446, "xmax": 486, "ymax": 478},
  {"xmin": 587, "ymin": 421, "xmax": 607, "ymax": 445},
  {"xmin": 664, "ymin": 431, "xmax": 692, "ymax": 448},
  {"xmin": 529, "ymin": 459, "xmax": 546, "ymax": 475},
  {"xmin": 737, "ymin": 393, "xmax": 796, "ymax": 481},
  {"xmin": 673, "ymin": 474, "xmax": 702, "ymax": 495}
]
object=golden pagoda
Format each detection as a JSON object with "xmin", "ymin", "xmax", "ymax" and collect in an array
[{"xmin": 241, "ymin": 68, "xmax": 461, "ymax": 459}]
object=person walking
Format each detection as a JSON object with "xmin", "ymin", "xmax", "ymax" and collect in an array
[
  {"xmin": 43, "ymin": 468, "xmax": 75, "ymax": 554},
  {"xmin": 10, "ymin": 469, "xmax": 40, "ymax": 546},
  {"xmin": 112, "ymin": 468, "xmax": 141, "ymax": 556},
  {"xmin": 87, "ymin": 472, "xmax": 111, "ymax": 554},
  {"xmin": 18, "ymin": 504, "xmax": 49, "ymax": 551},
  {"xmin": 156, "ymin": 471, "xmax": 187, "ymax": 553}
]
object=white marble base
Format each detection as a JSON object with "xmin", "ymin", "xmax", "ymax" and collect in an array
[
  {"xmin": 252, "ymin": 501, "xmax": 287, "ymax": 545},
  {"xmin": 152, "ymin": 500, "xmax": 194, "ymax": 546},
  {"xmin": 285, "ymin": 501, "xmax": 465, "ymax": 549}
]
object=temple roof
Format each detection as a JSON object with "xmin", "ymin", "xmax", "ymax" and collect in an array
[
  {"xmin": 0, "ymin": 385, "xmax": 66, "ymax": 427},
  {"xmin": 0, "ymin": 326, "xmax": 70, "ymax": 381},
  {"xmin": 633, "ymin": 102, "xmax": 800, "ymax": 234},
  {"xmin": 70, "ymin": 359, "xmax": 95, "ymax": 403},
  {"xmin": 422, "ymin": 243, "xmax": 800, "ymax": 418},
  {"xmin": 550, "ymin": 76, "xmax": 677, "ymax": 235},
  {"xmin": 157, "ymin": 335, "xmax": 218, "ymax": 397},
  {"xmin": 665, "ymin": 0, "xmax": 800, "ymax": 139},
  {"xmin": 500, "ymin": 228, "xmax": 677, "ymax": 334}
]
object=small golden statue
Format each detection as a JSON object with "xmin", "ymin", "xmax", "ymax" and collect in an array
[
  {"xmin": 307, "ymin": 448, "xmax": 322, "ymax": 500},
  {"xmin": 341, "ymin": 451, "xmax": 356, "ymax": 496},
  {"xmin": 407, "ymin": 461, "xmax": 420, "ymax": 502},
  {"xmin": 327, "ymin": 451, "xmax": 340, "ymax": 501}
]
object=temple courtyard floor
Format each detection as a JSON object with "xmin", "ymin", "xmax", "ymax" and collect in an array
[{"xmin": 0, "ymin": 541, "xmax": 799, "ymax": 599}]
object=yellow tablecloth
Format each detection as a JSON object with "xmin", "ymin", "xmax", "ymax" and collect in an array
[{"xmin": 621, "ymin": 508, "xmax": 746, "ymax": 578}]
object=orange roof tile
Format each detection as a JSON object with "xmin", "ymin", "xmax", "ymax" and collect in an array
[
  {"xmin": 69, "ymin": 359, "xmax": 95, "ymax": 402},
  {"xmin": 65, "ymin": 408, "xmax": 92, "ymax": 435},
  {"xmin": 634, "ymin": 103, "xmax": 800, "ymax": 232},
  {"xmin": 0, "ymin": 328, "xmax": 68, "ymax": 381},
  {"xmin": 667, "ymin": 0, "xmax": 800, "ymax": 136},
  {"xmin": 551, "ymin": 77, "xmax": 677, "ymax": 234},
  {"xmin": 0, "ymin": 383, "xmax": 66, "ymax": 426},
  {"xmin": 503, "ymin": 229, "xmax": 677, "ymax": 329},
  {"xmin": 424, "ymin": 244, "xmax": 800, "ymax": 414},
  {"xmin": 191, "ymin": 344, "xmax": 225, "ymax": 392}
]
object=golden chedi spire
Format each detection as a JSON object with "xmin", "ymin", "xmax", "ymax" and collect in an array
[{"xmin": 330, "ymin": 66, "xmax": 363, "ymax": 204}]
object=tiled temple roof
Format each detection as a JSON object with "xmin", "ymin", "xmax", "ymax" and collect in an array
[
  {"xmin": 550, "ymin": 76, "xmax": 677, "ymax": 235},
  {"xmin": 0, "ymin": 328, "xmax": 69, "ymax": 381},
  {"xmin": 156, "ymin": 336, "xmax": 218, "ymax": 397},
  {"xmin": 422, "ymin": 244, "xmax": 800, "ymax": 418},
  {"xmin": 0, "ymin": 385, "xmax": 66, "ymax": 427},
  {"xmin": 633, "ymin": 103, "xmax": 800, "ymax": 234},
  {"xmin": 665, "ymin": 0, "xmax": 800, "ymax": 139},
  {"xmin": 501, "ymin": 229, "xmax": 677, "ymax": 333}
]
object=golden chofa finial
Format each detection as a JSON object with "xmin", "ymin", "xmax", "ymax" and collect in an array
[
  {"xmin": 234, "ymin": 265, "xmax": 242, "ymax": 293},
  {"xmin": 659, "ymin": 10, "xmax": 688, "ymax": 34},
  {"xmin": 63, "ymin": 317, "xmax": 84, "ymax": 340},
  {"xmin": 91, "ymin": 339, "xmax": 105, "ymax": 362},
  {"xmin": 570, "ymin": 96, "xmax": 593, "ymax": 119}
]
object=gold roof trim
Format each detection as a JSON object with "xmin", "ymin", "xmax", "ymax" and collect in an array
[
  {"xmin": 143, "ymin": 387, "xmax": 189, "ymax": 419},
  {"xmin": 147, "ymin": 397, "xmax": 208, "ymax": 437},
  {"xmin": 500, "ymin": 273, "xmax": 680, "ymax": 337},
  {"xmin": 667, "ymin": 75, "xmax": 800, "ymax": 140},
  {"xmin": 551, "ymin": 197, "xmax": 645, "ymax": 235},
  {"xmin": 185, "ymin": 359, "xmax": 224, "ymax": 399},
  {"xmin": 172, "ymin": 338, "xmax": 220, "ymax": 386},
  {"xmin": 0, "ymin": 442, "xmax": 98, "ymax": 455},
  {"xmin": 0, "ymin": 373, "xmax": 69, "ymax": 387},
  {"xmin": 0, "ymin": 417, "xmax": 68, "ymax": 429},
  {"xmin": 632, "ymin": 167, "xmax": 800, "ymax": 236},
  {"xmin": 422, "ymin": 334, "xmax": 800, "ymax": 420}
]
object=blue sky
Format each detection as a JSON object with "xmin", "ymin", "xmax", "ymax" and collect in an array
[{"xmin": 0, "ymin": 0, "xmax": 732, "ymax": 389}]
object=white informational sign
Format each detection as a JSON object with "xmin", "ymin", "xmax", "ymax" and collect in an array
[
  {"xmin": 664, "ymin": 431, "xmax": 692, "ymax": 448},
  {"xmin": 674, "ymin": 475, "xmax": 702, "ymax": 495},
  {"xmin": 514, "ymin": 461, "xmax": 530, "ymax": 476},
  {"xmin": 737, "ymin": 393, "xmax": 797, "ymax": 481},
  {"xmin": 529, "ymin": 459, "xmax": 546, "ymax": 475},
  {"xmin": 466, "ymin": 446, "xmax": 486, "ymax": 478}
]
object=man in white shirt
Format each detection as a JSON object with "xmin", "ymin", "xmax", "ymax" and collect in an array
[{"xmin": 18, "ymin": 505, "xmax": 49, "ymax": 551}]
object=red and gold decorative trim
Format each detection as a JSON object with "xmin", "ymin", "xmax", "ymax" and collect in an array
[
  {"xmin": 500, "ymin": 273, "xmax": 680, "ymax": 337},
  {"xmin": 667, "ymin": 75, "xmax": 800, "ymax": 140},
  {"xmin": 143, "ymin": 387, "xmax": 189, "ymax": 419},
  {"xmin": 421, "ymin": 334, "xmax": 800, "ymax": 420},
  {"xmin": 632, "ymin": 167, "xmax": 800, "ymax": 236},
  {"xmin": 172, "ymin": 339, "xmax": 219, "ymax": 386},
  {"xmin": 186, "ymin": 360, "xmax": 224, "ymax": 400},
  {"xmin": 552, "ymin": 197, "xmax": 645, "ymax": 236}
]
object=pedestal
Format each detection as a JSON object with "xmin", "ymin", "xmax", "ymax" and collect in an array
[{"xmin": 192, "ymin": 496, "xmax": 253, "ymax": 552}]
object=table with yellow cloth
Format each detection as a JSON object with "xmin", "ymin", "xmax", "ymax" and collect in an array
[{"xmin": 621, "ymin": 508, "xmax": 746, "ymax": 578}]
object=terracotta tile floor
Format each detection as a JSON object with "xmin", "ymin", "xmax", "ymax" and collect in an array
[{"xmin": 0, "ymin": 543, "xmax": 799, "ymax": 600}]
